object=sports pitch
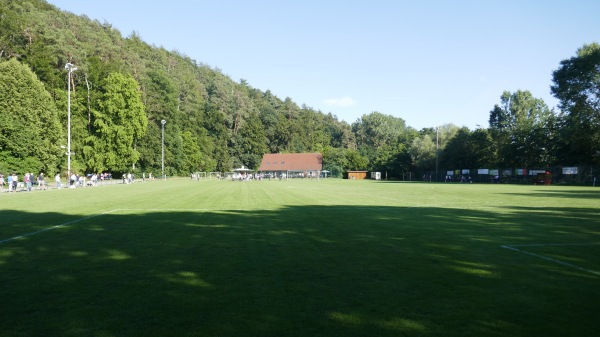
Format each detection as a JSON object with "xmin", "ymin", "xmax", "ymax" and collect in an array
[{"xmin": 1, "ymin": 179, "xmax": 599, "ymax": 336}]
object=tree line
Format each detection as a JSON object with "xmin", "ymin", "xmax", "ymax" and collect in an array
[{"xmin": 1, "ymin": 0, "xmax": 598, "ymax": 179}]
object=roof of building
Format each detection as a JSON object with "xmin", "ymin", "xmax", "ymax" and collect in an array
[{"xmin": 258, "ymin": 153, "xmax": 323, "ymax": 171}]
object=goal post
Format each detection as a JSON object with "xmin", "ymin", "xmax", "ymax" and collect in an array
[{"xmin": 192, "ymin": 172, "xmax": 207, "ymax": 181}]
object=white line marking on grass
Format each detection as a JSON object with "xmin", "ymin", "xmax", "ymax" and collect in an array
[
  {"xmin": 501, "ymin": 243, "xmax": 600, "ymax": 276},
  {"xmin": 128, "ymin": 207, "xmax": 262, "ymax": 212},
  {"xmin": 124, "ymin": 208, "xmax": 216, "ymax": 212},
  {"xmin": 0, "ymin": 209, "xmax": 121, "ymax": 245},
  {"xmin": 507, "ymin": 243, "xmax": 600, "ymax": 247}
]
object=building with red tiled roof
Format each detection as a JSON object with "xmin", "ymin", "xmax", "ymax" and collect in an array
[{"xmin": 258, "ymin": 153, "xmax": 323, "ymax": 176}]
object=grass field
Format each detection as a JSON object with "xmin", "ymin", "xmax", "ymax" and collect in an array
[{"xmin": 1, "ymin": 179, "xmax": 599, "ymax": 337}]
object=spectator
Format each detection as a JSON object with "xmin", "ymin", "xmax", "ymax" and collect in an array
[
  {"xmin": 55, "ymin": 173, "xmax": 62, "ymax": 189},
  {"xmin": 11, "ymin": 173, "xmax": 18, "ymax": 192},
  {"xmin": 7, "ymin": 174, "xmax": 13, "ymax": 192},
  {"xmin": 24, "ymin": 172, "xmax": 32, "ymax": 191},
  {"xmin": 38, "ymin": 173, "xmax": 47, "ymax": 190}
]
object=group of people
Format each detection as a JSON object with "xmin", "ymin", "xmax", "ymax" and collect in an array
[
  {"xmin": 0, "ymin": 171, "xmax": 113, "ymax": 192},
  {"xmin": 0, "ymin": 172, "xmax": 48, "ymax": 193},
  {"xmin": 122, "ymin": 172, "xmax": 136, "ymax": 184},
  {"xmin": 443, "ymin": 175, "xmax": 473, "ymax": 183},
  {"xmin": 66, "ymin": 172, "xmax": 110, "ymax": 188}
]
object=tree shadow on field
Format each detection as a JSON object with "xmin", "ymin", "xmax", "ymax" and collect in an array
[
  {"xmin": 0, "ymin": 204, "xmax": 599, "ymax": 337},
  {"xmin": 501, "ymin": 189, "xmax": 600, "ymax": 200}
]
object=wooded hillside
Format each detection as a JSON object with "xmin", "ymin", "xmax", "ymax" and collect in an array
[{"xmin": 1, "ymin": 0, "xmax": 598, "ymax": 179}]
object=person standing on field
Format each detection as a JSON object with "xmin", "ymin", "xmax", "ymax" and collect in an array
[
  {"xmin": 24, "ymin": 172, "xmax": 32, "ymax": 191},
  {"xmin": 70, "ymin": 172, "xmax": 77, "ymax": 188},
  {"xmin": 11, "ymin": 173, "xmax": 18, "ymax": 192},
  {"xmin": 7, "ymin": 174, "xmax": 13, "ymax": 192},
  {"xmin": 38, "ymin": 173, "xmax": 47, "ymax": 190},
  {"xmin": 55, "ymin": 173, "xmax": 62, "ymax": 189}
]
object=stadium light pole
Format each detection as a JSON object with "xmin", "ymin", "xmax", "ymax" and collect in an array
[
  {"xmin": 65, "ymin": 63, "xmax": 77, "ymax": 178},
  {"xmin": 435, "ymin": 126, "xmax": 439, "ymax": 182},
  {"xmin": 161, "ymin": 119, "xmax": 166, "ymax": 180}
]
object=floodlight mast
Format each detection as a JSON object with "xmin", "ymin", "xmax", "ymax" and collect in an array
[
  {"xmin": 161, "ymin": 119, "xmax": 167, "ymax": 180},
  {"xmin": 436, "ymin": 126, "xmax": 439, "ymax": 181},
  {"xmin": 65, "ymin": 63, "xmax": 77, "ymax": 178}
]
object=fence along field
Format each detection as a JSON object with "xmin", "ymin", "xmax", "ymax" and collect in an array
[{"xmin": 1, "ymin": 180, "xmax": 599, "ymax": 337}]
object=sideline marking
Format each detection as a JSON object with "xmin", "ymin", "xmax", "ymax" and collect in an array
[
  {"xmin": 501, "ymin": 243, "xmax": 600, "ymax": 276},
  {"xmin": 0, "ymin": 209, "xmax": 120, "ymax": 245}
]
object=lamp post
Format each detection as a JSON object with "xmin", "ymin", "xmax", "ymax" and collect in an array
[
  {"xmin": 65, "ymin": 63, "xmax": 77, "ymax": 178},
  {"xmin": 161, "ymin": 119, "xmax": 166, "ymax": 180},
  {"xmin": 435, "ymin": 126, "xmax": 439, "ymax": 182}
]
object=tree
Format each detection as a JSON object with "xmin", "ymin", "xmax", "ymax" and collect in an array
[
  {"xmin": 352, "ymin": 111, "xmax": 410, "ymax": 174},
  {"xmin": 83, "ymin": 72, "xmax": 147, "ymax": 172},
  {"xmin": 345, "ymin": 149, "xmax": 369, "ymax": 171},
  {"xmin": 414, "ymin": 124, "xmax": 460, "ymax": 174},
  {"xmin": 488, "ymin": 90, "xmax": 554, "ymax": 168},
  {"xmin": 237, "ymin": 113, "xmax": 268, "ymax": 169},
  {"xmin": 469, "ymin": 128, "xmax": 495, "ymax": 168},
  {"xmin": 441, "ymin": 127, "xmax": 491, "ymax": 170},
  {"xmin": 551, "ymin": 43, "xmax": 600, "ymax": 165},
  {"xmin": 180, "ymin": 131, "xmax": 203, "ymax": 173},
  {"xmin": 353, "ymin": 111, "xmax": 407, "ymax": 150},
  {"xmin": 4, "ymin": 1, "xmax": 522, "ymax": 178},
  {"xmin": 0, "ymin": 58, "xmax": 63, "ymax": 174},
  {"xmin": 409, "ymin": 135, "xmax": 436, "ymax": 170},
  {"xmin": 322, "ymin": 146, "xmax": 347, "ymax": 178}
]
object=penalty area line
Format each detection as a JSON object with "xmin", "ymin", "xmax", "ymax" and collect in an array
[
  {"xmin": 501, "ymin": 244, "xmax": 600, "ymax": 276},
  {"xmin": 0, "ymin": 209, "xmax": 121, "ymax": 245}
]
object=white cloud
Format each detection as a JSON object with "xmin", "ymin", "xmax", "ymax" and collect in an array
[{"xmin": 324, "ymin": 96, "xmax": 357, "ymax": 108}]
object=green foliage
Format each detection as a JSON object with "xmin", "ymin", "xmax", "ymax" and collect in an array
[
  {"xmin": 179, "ymin": 131, "xmax": 203, "ymax": 173},
  {"xmin": 1, "ymin": 1, "xmax": 599, "ymax": 177},
  {"xmin": 409, "ymin": 135, "xmax": 436, "ymax": 169},
  {"xmin": 488, "ymin": 90, "xmax": 555, "ymax": 168},
  {"xmin": 237, "ymin": 113, "xmax": 268, "ymax": 169},
  {"xmin": 345, "ymin": 149, "xmax": 369, "ymax": 170},
  {"xmin": 352, "ymin": 112, "xmax": 413, "ymax": 175},
  {"xmin": 321, "ymin": 146, "xmax": 346, "ymax": 178},
  {"xmin": 551, "ymin": 43, "xmax": 600, "ymax": 165},
  {"xmin": 0, "ymin": 58, "xmax": 63, "ymax": 174},
  {"xmin": 353, "ymin": 111, "xmax": 408, "ymax": 150},
  {"xmin": 441, "ymin": 127, "xmax": 490, "ymax": 169},
  {"xmin": 83, "ymin": 72, "xmax": 146, "ymax": 172},
  {"xmin": 410, "ymin": 124, "xmax": 460, "ymax": 171}
]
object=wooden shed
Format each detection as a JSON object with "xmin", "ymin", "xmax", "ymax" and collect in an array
[{"xmin": 345, "ymin": 171, "xmax": 368, "ymax": 180}]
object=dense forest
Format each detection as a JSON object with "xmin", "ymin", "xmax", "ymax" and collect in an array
[{"xmin": 1, "ymin": 0, "xmax": 599, "ymax": 180}]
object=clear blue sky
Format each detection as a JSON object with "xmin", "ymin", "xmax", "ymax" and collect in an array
[{"xmin": 47, "ymin": 0, "xmax": 600, "ymax": 130}]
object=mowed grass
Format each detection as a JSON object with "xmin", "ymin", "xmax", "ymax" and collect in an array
[{"xmin": 1, "ymin": 179, "xmax": 599, "ymax": 337}]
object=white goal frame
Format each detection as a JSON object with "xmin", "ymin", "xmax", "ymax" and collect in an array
[{"xmin": 192, "ymin": 172, "xmax": 207, "ymax": 181}]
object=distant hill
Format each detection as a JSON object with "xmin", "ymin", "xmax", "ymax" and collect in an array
[{"xmin": 1, "ymin": 0, "xmax": 368, "ymax": 176}]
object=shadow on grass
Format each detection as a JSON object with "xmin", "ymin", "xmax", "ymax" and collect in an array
[
  {"xmin": 501, "ymin": 188, "xmax": 600, "ymax": 200},
  {"xmin": 1, "ymin": 205, "xmax": 599, "ymax": 337}
]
